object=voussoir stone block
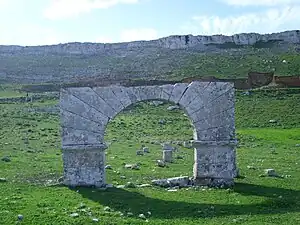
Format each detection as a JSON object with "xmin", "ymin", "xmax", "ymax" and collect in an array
[
  {"xmin": 169, "ymin": 83, "xmax": 189, "ymax": 104},
  {"xmin": 62, "ymin": 127, "xmax": 104, "ymax": 146}
]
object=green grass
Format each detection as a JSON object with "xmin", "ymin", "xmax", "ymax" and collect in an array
[{"xmin": 0, "ymin": 89, "xmax": 300, "ymax": 224}]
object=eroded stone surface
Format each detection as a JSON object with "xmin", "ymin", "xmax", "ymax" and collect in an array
[{"xmin": 60, "ymin": 81, "xmax": 237, "ymax": 188}]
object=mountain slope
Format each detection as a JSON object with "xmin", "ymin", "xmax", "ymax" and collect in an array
[{"xmin": 1, "ymin": 30, "xmax": 300, "ymax": 84}]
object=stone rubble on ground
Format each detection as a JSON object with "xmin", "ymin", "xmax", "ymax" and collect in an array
[
  {"xmin": 167, "ymin": 105, "xmax": 180, "ymax": 111},
  {"xmin": 17, "ymin": 214, "xmax": 24, "ymax": 221},
  {"xmin": 1, "ymin": 156, "xmax": 11, "ymax": 162},
  {"xmin": 150, "ymin": 101, "xmax": 164, "ymax": 106},
  {"xmin": 124, "ymin": 163, "xmax": 140, "ymax": 170},
  {"xmin": 136, "ymin": 150, "xmax": 144, "ymax": 156},
  {"xmin": 70, "ymin": 213, "xmax": 79, "ymax": 217},
  {"xmin": 151, "ymin": 176, "xmax": 191, "ymax": 188},
  {"xmin": 0, "ymin": 178, "xmax": 7, "ymax": 182},
  {"xmin": 105, "ymin": 165, "xmax": 112, "ymax": 170},
  {"xmin": 156, "ymin": 160, "xmax": 166, "ymax": 167},
  {"xmin": 143, "ymin": 147, "xmax": 150, "ymax": 153}
]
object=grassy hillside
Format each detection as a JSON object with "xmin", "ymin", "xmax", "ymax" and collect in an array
[
  {"xmin": 2, "ymin": 45, "xmax": 300, "ymax": 84},
  {"xmin": 0, "ymin": 88, "xmax": 300, "ymax": 224}
]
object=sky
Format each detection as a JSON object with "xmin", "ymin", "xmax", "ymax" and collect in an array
[{"xmin": 0, "ymin": 0, "xmax": 300, "ymax": 46}]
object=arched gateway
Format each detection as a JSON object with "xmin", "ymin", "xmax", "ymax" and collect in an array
[{"xmin": 60, "ymin": 81, "xmax": 237, "ymax": 188}]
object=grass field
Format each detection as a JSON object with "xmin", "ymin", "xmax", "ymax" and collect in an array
[{"xmin": 0, "ymin": 88, "xmax": 300, "ymax": 224}]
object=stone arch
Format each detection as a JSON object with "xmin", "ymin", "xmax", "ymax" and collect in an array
[{"xmin": 60, "ymin": 81, "xmax": 237, "ymax": 188}]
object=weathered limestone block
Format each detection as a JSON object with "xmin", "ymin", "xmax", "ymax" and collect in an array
[
  {"xmin": 66, "ymin": 87, "xmax": 117, "ymax": 119},
  {"xmin": 186, "ymin": 82, "xmax": 234, "ymax": 121},
  {"xmin": 160, "ymin": 84, "xmax": 174, "ymax": 100},
  {"xmin": 163, "ymin": 150, "xmax": 173, "ymax": 163},
  {"xmin": 169, "ymin": 83, "xmax": 188, "ymax": 104},
  {"xmin": 192, "ymin": 140, "xmax": 237, "ymax": 187},
  {"xmin": 62, "ymin": 127, "xmax": 104, "ymax": 146},
  {"xmin": 109, "ymin": 85, "xmax": 132, "ymax": 108},
  {"xmin": 60, "ymin": 91, "xmax": 109, "ymax": 126},
  {"xmin": 62, "ymin": 145, "xmax": 107, "ymax": 187},
  {"xmin": 178, "ymin": 82, "xmax": 207, "ymax": 108},
  {"xmin": 61, "ymin": 110, "xmax": 105, "ymax": 134},
  {"xmin": 92, "ymin": 86, "xmax": 125, "ymax": 115}
]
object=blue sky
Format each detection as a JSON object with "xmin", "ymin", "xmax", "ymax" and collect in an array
[{"xmin": 0, "ymin": 0, "xmax": 300, "ymax": 46}]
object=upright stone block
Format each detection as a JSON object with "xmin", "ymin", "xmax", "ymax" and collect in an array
[
  {"xmin": 163, "ymin": 150, "xmax": 173, "ymax": 163},
  {"xmin": 62, "ymin": 144, "xmax": 107, "ymax": 187},
  {"xmin": 192, "ymin": 140, "xmax": 237, "ymax": 188}
]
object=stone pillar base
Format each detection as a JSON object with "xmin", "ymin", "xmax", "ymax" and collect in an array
[
  {"xmin": 62, "ymin": 144, "xmax": 107, "ymax": 188},
  {"xmin": 192, "ymin": 140, "xmax": 237, "ymax": 188}
]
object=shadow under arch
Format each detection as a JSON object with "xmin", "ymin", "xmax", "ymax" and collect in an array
[
  {"xmin": 73, "ymin": 182, "xmax": 300, "ymax": 219},
  {"xmin": 60, "ymin": 81, "xmax": 237, "ymax": 188}
]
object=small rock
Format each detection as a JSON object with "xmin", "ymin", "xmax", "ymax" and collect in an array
[
  {"xmin": 167, "ymin": 189, "xmax": 178, "ymax": 192},
  {"xmin": 105, "ymin": 165, "xmax": 113, "ymax": 170},
  {"xmin": 116, "ymin": 185, "xmax": 125, "ymax": 188},
  {"xmin": 265, "ymin": 169, "xmax": 278, "ymax": 177},
  {"xmin": 159, "ymin": 119, "xmax": 166, "ymax": 125},
  {"xmin": 17, "ymin": 214, "xmax": 23, "ymax": 221},
  {"xmin": 138, "ymin": 184, "xmax": 151, "ymax": 188},
  {"xmin": 70, "ymin": 213, "xmax": 79, "ymax": 217},
  {"xmin": 247, "ymin": 165, "xmax": 256, "ymax": 170},
  {"xmin": 269, "ymin": 119, "xmax": 277, "ymax": 123},
  {"xmin": 167, "ymin": 105, "xmax": 180, "ymax": 111},
  {"xmin": 124, "ymin": 164, "xmax": 140, "ymax": 170},
  {"xmin": 143, "ymin": 147, "xmax": 150, "ymax": 153},
  {"xmin": 1, "ymin": 156, "xmax": 11, "ymax": 162},
  {"xmin": 162, "ymin": 143, "xmax": 175, "ymax": 151},
  {"xmin": 156, "ymin": 160, "xmax": 166, "ymax": 167},
  {"xmin": 120, "ymin": 175, "xmax": 126, "ymax": 179},
  {"xmin": 138, "ymin": 213, "xmax": 146, "ymax": 220},
  {"xmin": 127, "ymin": 212, "xmax": 133, "ymax": 217},
  {"xmin": 295, "ymin": 144, "xmax": 300, "ymax": 147},
  {"xmin": 0, "ymin": 178, "xmax": 7, "ymax": 182},
  {"xmin": 151, "ymin": 101, "xmax": 164, "ymax": 106},
  {"xmin": 92, "ymin": 218, "xmax": 99, "ymax": 222},
  {"xmin": 124, "ymin": 182, "xmax": 136, "ymax": 188},
  {"xmin": 57, "ymin": 176, "xmax": 64, "ymax": 183},
  {"xmin": 104, "ymin": 206, "xmax": 111, "ymax": 212},
  {"xmin": 147, "ymin": 211, "xmax": 151, "ymax": 216},
  {"xmin": 136, "ymin": 150, "xmax": 144, "ymax": 156}
]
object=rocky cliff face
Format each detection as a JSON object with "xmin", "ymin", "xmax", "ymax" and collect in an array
[{"xmin": 0, "ymin": 30, "xmax": 299, "ymax": 84}]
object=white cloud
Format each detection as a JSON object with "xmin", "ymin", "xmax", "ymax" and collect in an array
[
  {"xmin": 182, "ymin": 6, "xmax": 300, "ymax": 36},
  {"xmin": 0, "ymin": 24, "xmax": 68, "ymax": 46},
  {"xmin": 220, "ymin": 0, "xmax": 300, "ymax": 6},
  {"xmin": 44, "ymin": 0, "xmax": 139, "ymax": 20},
  {"xmin": 120, "ymin": 28, "xmax": 158, "ymax": 42}
]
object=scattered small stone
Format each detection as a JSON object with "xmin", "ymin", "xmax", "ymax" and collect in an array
[
  {"xmin": 264, "ymin": 169, "xmax": 280, "ymax": 177},
  {"xmin": 17, "ymin": 214, "xmax": 23, "ymax": 221},
  {"xmin": 105, "ymin": 165, "xmax": 113, "ymax": 170},
  {"xmin": 124, "ymin": 164, "xmax": 140, "ymax": 170},
  {"xmin": 143, "ymin": 147, "xmax": 150, "ymax": 153},
  {"xmin": 124, "ymin": 182, "xmax": 136, "ymax": 188},
  {"xmin": 247, "ymin": 165, "xmax": 256, "ymax": 170},
  {"xmin": 147, "ymin": 211, "xmax": 151, "ymax": 216},
  {"xmin": 159, "ymin": 119, "xmax": 166, "ymax": 125},
  {"xmin": 57, "ymin": 176, "xmax": 64, "ymax": 183},
  {"xmin": 296, "ymin": 144, "xmax": 300, "ymax": 147},
  {"xmin": 70, "ymin": 213, "xmax": 79, "ymax": 217},
  {"xmin": 1, "ymin": 156, "xmax": 11, "ymax": 162},
  {"xmin": 138, "ymin": 184, "xmax": 151, "ymax": 188},
  {"xmin": 138, "ymin": 213, "xmax": 146, "ymax": 220},
  {"xmin": 116, "ymin": 185, "xmax": 125, "ymax": 189},
  {"xmin": 167, "ymin": 189, "xmax": 178, "ymax": 192},
  {"xmin": 136, "ymin": 150, "xmax": 144, "ymax": 156},
  {"xmin": 120, "ymin": 175, "xmax": 126, "ymax": 179},
  {"xmin": 127, "ymin": 212, "xmax": 133, "ymax": 217},
  {"xmin": 92, "ymin": 218, "xmax": 99, "ymax": 222},
  {"xmin": 104, "ymin": 206, "xmax": 111, "ymax": 212},
  {"xmin": 167, "ymin": 105, "xmax": 180, "ymax": 111},
  {"xmin": 269, "ymin": 119, "xmax": 277, "ymax": 123},
  {"xmin": 0, "ymin": 178, "xmax": 7, "ymax": 182},
  {"xmin": 156, "ymin": 160, "xmax": 166, "ymax": 167},
  {"xmin": 162, "ymin": 143, "xmax": 175, "ymax": 151},
  {"xmin": 151, "ymin": 101, "xmax": 164, "ymax": 106}
]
